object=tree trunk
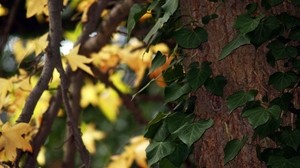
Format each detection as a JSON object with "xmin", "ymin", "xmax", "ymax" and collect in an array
[{"xmin": 179, "ymin": 0, "xmax": 298, "ymax": 167}]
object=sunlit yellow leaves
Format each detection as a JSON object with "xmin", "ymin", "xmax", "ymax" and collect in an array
[
  {"xmin": 0, "ymin": 4, "xmax": 8, "ymax": 17},
  {"xmin": 110, "ymin": 72, "xmax": 131, "ymax": 94},
  {"xmin": 91, "ymin": 45, "xmax": 120, "ymax": 73},
  {"xmin": 81, "ymin": 81, "xmax": 121, "ymax": 122},
  {"xmin": 91, "ymin": 40, "xmax": 169, "ymax": 88},
  {"xmin": 81, "ymin": 123, "xmax": 105, "ymax": 154},
  {"xmin": 12, "ymin": 39, "xmax": 34, "ymax": 64},
  {"xmin": 107, "ymin": 136, "xmax": 149, "ymax": 168},
  {"xmin": 77, "ymin": 0, "xmax": 95, "ymax": 22},
  {"xmin": 64, "ymin": 23, "xmax": 82, "ymax": 42},
  {"xmin": 0, "ymin": 123, "xmax": 33, "ymax": 162},
  {"xmin": 12, "ymin": 34, "xmax": 48, "ymax": 64},
  {"xmin": 33, "ymin": 33, "xmax": 48, "ymax": 56},
  {"xmin": 1, "ymin": 73, "xmax": 32, "ymax": 116},
  {"xmin": 26, "ymin": 0, "xmax": 48, "ymax": 18},
  {"xmin": 0, "ymin": 78, "xmax": 13, "ymax": 100},
  {"xmin": 65, "ymin": 45, "xmax": 94, "ymax": 76},
  {"xmin": 98, "ymin": 88, "xmax": 121, "ymax": 122}
]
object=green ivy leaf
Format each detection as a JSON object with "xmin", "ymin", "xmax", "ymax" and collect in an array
[
  {"xmin": 268, "ymin": 71, "xmax": 298, "ymax": 91},
  {"xmin": 167, "ymin": 142, "xmax": 190, "ymax": 166},
  {"xmin": 293, "ymin": 59, "xmax": 300, "ymax": 71},
  {"xmin": 158, "ymin": 158, "xmax": 177, "ymax": 168},
  {"xmin": 245, "ymin": 3, "xmax": 258, "ymax": 14},
  {"xmin": 147, "ymin": 112, "xmax": 169, "ymax": 128},
  {"xmin": 127, "ymin": 4, "xmax": 146, "ymax": 39},
  {"xmin": 267, "ymin": 41, "xmax": 286, "ymax": 60},
  {"xmin": 277, "ymin": 13, "xmax": 300, "ymax": 29},
  {"xmin": 144, "ymin": 121, "xmax": 163, "ymax": 139},
  {"xmin": 289, "ymin": 29, "xmax": 300, "ymax": 41},
  {"xmin": 249, "ymin": 16, "xmax": 282, "ymax": 46},
  {"xmin": 164, "ymin": 83, "xmax": 191, "ymax": 102},
  {"xmin": 149, "ymin": 51, "xmax": 166, "ymax": 74},
  {"xmin": 254, "ymin": 117, "xmax": 281, "ymax": 138},
  {"xmin": 234, "ymin": 14, "xmax": 264, "ymax": 34},
  {"xmin": 166, "ymin": 113, "xmax": 193, "ymax": 133},
  {"xmin": 152, "ymin": 121, "xmax": 170, "ymax": 141},
  {"xmin": 227, "ymin": 90, "xmax": 258, "ymax": 113},
  {"xmin": 173, "ymin": 27, "xmax": 208, "ymax": 48},
  {"xmin": 173, "ymin": 119, "xmax": 214, "ymax": 147},
  {"xmin": 268, "ymin": 105, "xmax": 282, "ymax": 120},
  {"xmin": 219, "ymin": 35, "xmax": 251, "ymax": 60},
  {"xmin": 144, "ymin": 0, "xmax": 178, "ymax": 44},
  {"xmin": 187, "ymin": 62, "xmax": 212, "ymax": 90},
  {"xmin": 267, "ymin": 0, "xmax": 283, "ymax": 6},
  {"xmin": 279, "ymin": 129, "xmax": 300, "ymax": 150},
  {"xmin": 163, "ymin": 64, "xmax": 184, "ymax": 84},
  {"xmin": 270, "ymin": 93, "xmax": 293, "ymax": 111},
  {"xmin": 204, "ymin": 75, "xmax": 227, "ymax": 96},
  {"xmin": 268, "ymin": 156, "xmax": 300, "ymax": 168},
  {"xmin": 242, "ymin": 107, "xmax": 270, "ymax": 128},
  {"xmin": 146, "ymin": 141, "xmax": 176, "ymax": 166},
  {"xmin": 145, "ymin": 112, "xmax": 169, "ymax": 138},
  {"xmin": 224, "ymin": 136, "xmax": 248, "ymax": 165}
]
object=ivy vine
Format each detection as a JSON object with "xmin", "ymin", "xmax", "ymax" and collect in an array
[{"xmin": 129, "ymin": 0, "xmax": 300, "ymax": 167}]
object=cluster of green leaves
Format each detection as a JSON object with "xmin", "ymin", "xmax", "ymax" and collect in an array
[
  {"xmin": 221, "ymin": 1, "xmax": 300, "ymax": 167},
  {"xmin": 144, "ymin": 55, "xmax": 228, "ymax": 166},
  {"xmin": 128, "ymin": 0, "xmax": 227, "ymax": 166},
  {"xmin": 130, "ymin": 0, "xmax": 300, "ymax": 167}
]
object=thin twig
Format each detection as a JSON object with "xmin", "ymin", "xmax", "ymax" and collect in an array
[
  {"xmin": 92, "ymin": 67, "xmax": 147, "ymax": 124},
  {"xmin": 0, "ymin": 0, "xmax": 21, "ymax": 53},
  {"xmin": 47, "ymin": 0, "xmax": 91, "ymax": 167},
  {"xmin": 24, "ymin": 91, "xmax": 62, "ymax": 168},
  {"xmin": 23, "ymin": 0, "xmax": 110, "ymax": 166},
  {"xmin": 81, "ymin": 0, "xmax": 142, "ymax": 54}
]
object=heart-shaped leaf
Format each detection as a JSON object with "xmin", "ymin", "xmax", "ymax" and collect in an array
[
  {"xmin": 174, "ymin": 27, "xmax": 208, "ymax": 48},
  {"xmin": 224, "ymin": 136, "xmax": 248, "ymax": 165},
  {"xmin": 227, "ymin": 90, "xmax": 258, "ymax": 112}
]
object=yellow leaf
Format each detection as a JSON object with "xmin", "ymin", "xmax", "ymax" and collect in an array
[
  {"xmin": 12, "ymin": 39, "xmax": 35, "ymax": 63},
  {"xmin": 65, "ymin": 45, "xmax": 94, "ymax": 76},
  {"xmin": 63, "ymin": 0, "xmax": 69, "ymax": 6},
  {"xmin": 107, "ymin": 136, "xmax": 149, "ymax": 168},
  {"xmin": 77, "ymin": 0, "xmax": 95, "ymax": 22},
  {"xmin": 98, "ymin": 88, "xmax": 121, "ymax": 122},
  {"xmin": 33, "ymin": 33, "xmax": 48, "ymax": 55},
  {"xmin": 81, "ymin": 123, "xmax": 105, "ymax": 154},
  {"xmin": 0, "ymin": 123, "xmax": 33, "ymax": 162},
  {"xmin": 0, "ymin": 78, "xmax": 13, "ymax": 100},
  {"xmin": 109, "ymin": 72, "xmax": 131, "ymax": 94},
  {"xmin": 0, "ymin": 4, "xmax": 8, "ymax": 17},
  {"xmin": 80, "ymin": 81, "xmax": 99, "ymax": 108},
  {"xmin": 26, "ymin": 0, "xmax": 48, "ymax": 18}
]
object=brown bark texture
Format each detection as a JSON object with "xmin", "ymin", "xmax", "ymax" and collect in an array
[{"xmin": 179, "ymin": 0, "xmax": 298, "ymax": 168}]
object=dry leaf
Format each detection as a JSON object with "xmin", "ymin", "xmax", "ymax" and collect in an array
[
  {"xmin": 82, "ymin": 123, "xmax": 105, "ymax": 154},
  {"xmin": 33, "ymin": 33, "xmax": 48, "ymax": 55},
  {"xmin": 26, "ymin": 0, "xmax": 48, "ymax": 18},
  {"xmin": 107, "ymin": 136, "xmax": 149, "ymax": 168},
  {"xmin": 65, "ymin": 45, "xmax": 94, "ymax": 76},
  {"xmin": 0, "ymin": 123, "xmax": 33, "ymax": 161}
]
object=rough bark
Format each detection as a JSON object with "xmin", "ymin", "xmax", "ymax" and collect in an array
[{"xmin": 179, "ymin": 0, "xmax": 298, "ymax": 167}]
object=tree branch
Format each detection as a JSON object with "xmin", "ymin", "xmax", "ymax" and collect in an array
[
  {"xmin": 16, "ymin": 29, "xmax": 54, "ymax": 123},
  {"xmin": 47, "ymin": 0, "xmax": 91, "ymax": 167},
  {"xmin": 22, "ymin": 1, "xmax": 110, "ymax": 166},
  {"xmin": 92, "ymin": 67, "xmax": 147, "ymax": 124},
  {"xmin": 24, "ymin": 91, "xmax": 62, "ymax": 168},
  {"xmin": 81, "ymin": 0, "xmax": 142, "ymax": 54},
  {"xmin": 0, "ymin": 0, "xmax": 21, "ymax": 53}
]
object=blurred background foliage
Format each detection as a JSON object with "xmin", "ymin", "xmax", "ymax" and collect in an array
[{"xmin": 0, "ymin": 0, "xmax": 170, "ymax": 167}]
